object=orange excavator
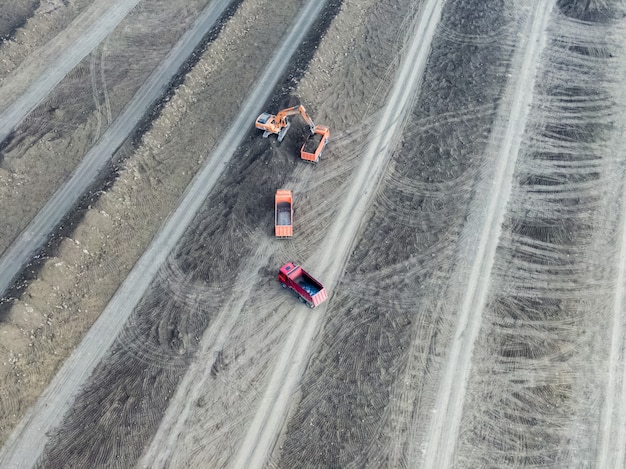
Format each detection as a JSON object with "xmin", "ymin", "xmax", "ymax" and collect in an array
[
  {"xmin": 255, "ymin": 104, "xmax": 316, "ymax": 142},
  {"xmin": 255, "ymin": 104, "xmax": 330, "ymax": 163}
]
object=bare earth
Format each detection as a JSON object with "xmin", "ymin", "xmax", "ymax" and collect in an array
[{"xmin": 2, "ymin": 0, "xmax": 626, "ymax": 468}]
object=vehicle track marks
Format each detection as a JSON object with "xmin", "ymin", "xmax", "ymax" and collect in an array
[
  {"xmin": 420, "ymin": 3, "xmax": 553, "ymax": 467},
  {"xmin": 0, "ymin": 0, "xmax": 326, "ymax": 466},
  {"xmin": 597, "ymin": 20, "xmax": 626, "ymax": 469},
  {"xmin": 136, "ymin": 61, "xmax": 370, "ymax": 465},
  {"xmin": 0, "ymin": 0, "xmax": 142, "ymax": 144},
  {"xmin": 88, "ymin": 38, "xmax": 113, "ymax": 142},
  {"xmin": 598, "ymin": 189, "xmax": 626, "ymax": 468},
  {"xmin": 231, "ymin": 1, "xmax": 445, "ymax": 467},
  {"xmin": 0, "ymin": 0, "xmax": 233, "ymax": 298},
  {"xmin": 138, "ymin": 238, "xmax": 275, "ymax": 468}
]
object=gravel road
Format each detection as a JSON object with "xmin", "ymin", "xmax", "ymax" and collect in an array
[{"xmin": 2, "ymin": 0, "xmax": 626, "ymax": 468}]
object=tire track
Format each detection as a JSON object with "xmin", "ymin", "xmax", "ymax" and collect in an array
[
  {"xmin": 420, "ymin": 3, "xmax": 554, "ymax": 467},
  {"xmin": 598, "ymin": 182, "xmax": 626, "ymax": 468},
  {"xmin": 137, "ymin": 238, "xmax": 274, "ymax": 468},
  {"xmin": 0, "ymin": 0, "xmax": 142, "ymax": 143},
  {"xmin": 597, "ymin": 20, "xmax": 626, "ymax": 468},
  {"xmin": 0, "ymin": 0, "xmax": 329, "ymax": 466},
  {"xmin": 231, "ymin": 2, "xmax": 445, "ymax": 467},
  {"xmin": 89, "ymin": 49, "xmax": 104, "ymax": 140},
  {"xmin": 0, "ymin": 0, "xmax": 233, "ymax": 298}
]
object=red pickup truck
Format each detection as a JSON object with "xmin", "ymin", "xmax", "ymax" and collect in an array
[{"xmin": 278, "ymin": 262, "xmax": 327, "ymax": 308}]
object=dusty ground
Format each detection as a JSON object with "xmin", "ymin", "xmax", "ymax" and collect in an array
[
  {"xmin": 2, "ymin": 0, "xmax": 626, "ymax": 468},
  {"xmin": 0, "ymin": 0, "xmax": 225, "ymax": 445},
  {"xmin": 0, "ymin": 0, "xmax": 92, "ymax": 79},
  {"xmin": 276, "ymin": 1, "xmax": 518, "ymax": 466},
  {"xmin": 0, "ymin": 0, "xmax": 215, "ymax": 255}
]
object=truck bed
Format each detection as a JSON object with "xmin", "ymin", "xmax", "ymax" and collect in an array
[
  {"xmin": 276, "ymin": 202, "xmax": 291, "ymax": 226},
  {"xmin": 300, "ymin": 126, "xmax": 329, "ymax": 163},
  {"xmin": 303, "ymin": 132, "xmax": 323, "ymax": 153},
  {"xmin": 297, "ymin": 277, "xmax": 322, "ymax": 297}
]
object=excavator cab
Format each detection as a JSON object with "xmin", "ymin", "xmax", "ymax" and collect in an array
[
  {"xmin": 255, "ymin": 112, "xmax": 292, "ymax": 141},
  {"xmin": 256, "ymin": 113, "xmax": 272, "ymax": 126}
]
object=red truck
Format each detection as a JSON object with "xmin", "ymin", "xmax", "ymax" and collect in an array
[{"xmin": 278, "ymin": 262, "xmax": 328, "ymax": 308}]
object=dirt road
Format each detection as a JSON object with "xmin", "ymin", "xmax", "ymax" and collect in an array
[
  {"xmin": 0, "ymin": 1, "xmax": 326, "ymax": 467},
  {"xmin": 0, "ymin": 0, "xmax": 233, "ymax": 302},
  {"xmin": 0, "ymin": 0, "xmax": 142, "ymax": 143},
  {"xmin": 2, "ymin": 0, "xmax": 626, "ymax": 467},
  {"xmin": 232, "ymin": 1, "xmax": 444, "ymax": 467},
  {"xmin": 421, "ymin": 3, "xmax": 553, "ymax": 467},
  {"xmin": 0, "ymin": 0, "xmax": 227, "ymax": 450},
  {"xmin": 456, "ymin": 2, "xmax": 626, "ymax": 467}
]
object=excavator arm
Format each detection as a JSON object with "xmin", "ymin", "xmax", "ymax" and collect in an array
[{"xmin": 274, "ymin": 105, "xmax": 316, "ymax": 134}]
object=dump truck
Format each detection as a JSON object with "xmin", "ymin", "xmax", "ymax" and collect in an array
[
  {"xmin": 300, "ymin": 125, "xmax": 330, "ymax": 164},
  {"xmin": 275, "ymin": 189, "xmax": 293, "ymax": 238},
  {"xmin": 278, "ymin": 262, "xmax": 327, "ymax": 308}
]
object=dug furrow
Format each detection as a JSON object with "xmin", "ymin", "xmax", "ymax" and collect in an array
[
  {"xmin": 231, "ymin": 1, "xmax": 445, "ymax": 467},
  {"xmin": 420, "ymin": 2, "xmax": 554, "ymax": 467},
  {"xmin": 0, "ymin": 0, "xmax": 233, "ymax": 298},
  {"xmin": 0, "ymin": 1, "xmax": 327, "ymax": 467}
]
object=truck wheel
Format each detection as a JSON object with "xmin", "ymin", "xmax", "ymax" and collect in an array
[
  {"xmin": 308, "ymin": 303, "xmax": 315, "ymax": 309},
  {"xmin": 280, "ymin": 282, "xmax": 287, "ymax": 289}
]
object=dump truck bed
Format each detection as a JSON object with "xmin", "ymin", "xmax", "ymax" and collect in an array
[
  {"xmin": 303, "ymin": 133, "xmax": 323, "ymax": 154},
  {"xmin": 275, "ymin": 190, "xmax": 293, "ymax": 237},
  {"xmin": 300, "ymin": 125, "xmax": 329, "ymax": 163}
]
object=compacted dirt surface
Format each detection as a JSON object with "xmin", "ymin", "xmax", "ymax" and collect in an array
[{"xmin": 2, "ymin": 0, "xmax": 626, "ymax": 468}]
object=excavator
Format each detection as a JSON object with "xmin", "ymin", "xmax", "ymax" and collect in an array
[
  {"xmin": 255, "ymin": 104, "xmax": 330, "ymax": 163},
  {"xmin": 255, "ymin": 104, "xmax": 316, "ymax": 142}
]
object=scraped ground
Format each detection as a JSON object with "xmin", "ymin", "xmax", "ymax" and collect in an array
[{"xmin": 2, "ymin": 0, "xmax": 626, "ymax": 468}]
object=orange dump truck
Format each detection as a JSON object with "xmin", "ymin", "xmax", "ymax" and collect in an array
[
  {"xmin": 278, "ymin": 262, "xmax": 327, "ymax": 308},
  {"xmin": 300, "ymin": 125, "xmax": 330, "ymax": 163},
  {"xmin": 275, "ymin": 189, "xmax": 293, "ymax": 237}
]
